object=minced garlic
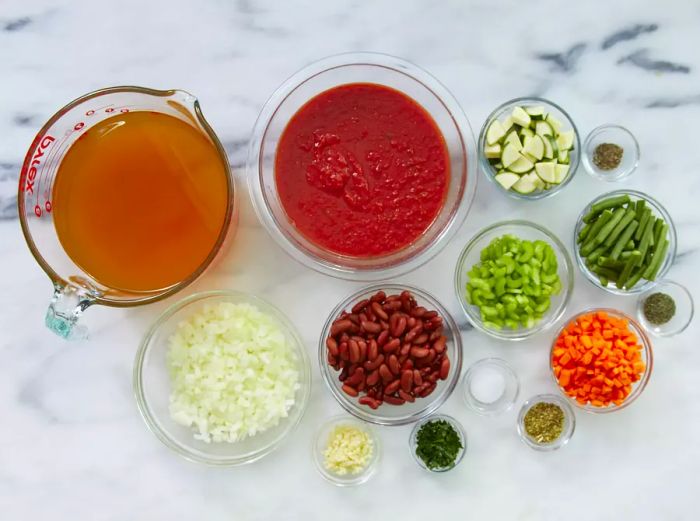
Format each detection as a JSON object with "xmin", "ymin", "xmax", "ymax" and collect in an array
[{"xmin": 323, "ymin": 425, "xmax": 373, "ymax": 475}]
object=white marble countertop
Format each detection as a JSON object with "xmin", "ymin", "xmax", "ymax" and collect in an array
[{"xmin": 1, "ymin": 1, "xmax": 698, "ymax": 519}]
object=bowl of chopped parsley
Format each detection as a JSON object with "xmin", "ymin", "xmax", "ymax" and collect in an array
[{"xmin": 409, "ymin": 414, "xmax": 466, "ymax": 472}]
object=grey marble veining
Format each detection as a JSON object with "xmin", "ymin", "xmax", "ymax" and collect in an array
[{"xmin": 0, "ymin": 0, "xmax": 698, "ymax": 520}]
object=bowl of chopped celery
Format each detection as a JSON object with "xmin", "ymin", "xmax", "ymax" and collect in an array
[
  {"xmin": 134, "ymin": 290, "xmax": 311, "ymax": 466},
  {"xmin": 574, "ymin": 190, "xmax": 677, "ymax": 295},
  {"xmin": 478, "ymin": 97, "xmax": 580, "ymax": 200},
  {"xmin": 454, "ymin": 220, "xmax": 574, "ymax": 341}
]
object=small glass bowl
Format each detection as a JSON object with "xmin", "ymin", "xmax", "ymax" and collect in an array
[
  {"xmin": 318, "ymin": 284, "xmax": 463, "ymax": 426},
  {"xmin": 247, "ymin": 52, "xmax": 477, "ymax": 280},
  {"xmin": 573, "ymin": 190, "xmax": 677, "ymax": 295},
  {"xmin": 637, "ymin": 280, "xmax": 694, "ymax": 337},
  {"xmin": 550, "ymin": 308, "xmax": 653, "ymax": 413},
  {"xmin": 517, "ymin": 394, "xmax": 575, "ymax": 451},
  {"xmin": 582, "ymin": 125, "xmax": 639, "ymax": 182},
  {"xmin": 462, "ymin": 358, "xmax": 519, "ymax": 415},
  {"xmin": 133, "ymin": 291, "xmax": 311, "ymax": 466},
  {"xmin": 478, "ymin": 96, "xmax": 580, "ymax": 200},
  {"xmin": 409, "ymin": 414, "xmax": 467, "ymax": 472},
  {"xmin": 312, "ymin": 416, "xmax": 380, "ymax": 486},
  {"xmin": 454, "ymin": 220, "xmax": 574, "ymax": 341}
]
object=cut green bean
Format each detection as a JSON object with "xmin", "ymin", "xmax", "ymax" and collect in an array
[
  {"xmin": 597, "ymin": 257, "xmax": 626, "ymax": 270},
  {"xmin": 603, "ymin": 208, "xmax": 636, "ymax": 248},
  {"xmin": 624, "ymin": 269, "xmax": 645, "ymax": 290},
  {"xmin": 616, "ymin": 251, "xmax": 641, "ymax": 289},
  {"xmin": 610, "ymin": 220, "xmax": 639, "ymax": 260},
  {"xmin": 634, "ymin": 208, "xmax": 651, "ymax": 241},
  {"xmin": 642, "ymin": 237, "xmax": 669, "ymax": 281},
  {"xmin": 589, "ymin": 194, "xmax": 631, "ymax": 216},
  {"xmin": 591, "ymin": 265, "xmax": 620, "ymax": 281},
  {"xmin": 577, "ymin": 222, "xmax": 591, "ymax": 244},
  {"xmin": 635, "ymin": 199, "xmax": 647, "ymax": 218}
]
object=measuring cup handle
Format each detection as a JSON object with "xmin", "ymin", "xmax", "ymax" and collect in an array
[{"xmin": 45, "ymin": 284, "xmax": 94, "ymax": 340}]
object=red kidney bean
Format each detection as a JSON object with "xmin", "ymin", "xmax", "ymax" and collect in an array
[
  {"xmin": 407, "ymin": 316, "xmax": 417, "ymax": 328},
  {"xmin": 349, "ymin": 340, "xmax": 360, "ymax": 363},
  {"xmin": 440, "ymin": 358, "xmax": 450, "ymax": 380},
  {"xmin": 370, "ymin": 290, "xmax": 386, "ymax": 303},
  {"xmin": 410, "ymin": 347, "xmax": 430, "ymax": 358},
  {"xmin": 379, "ymin": 364, "xmax": 394, "ymax": 384},
  {"xmin": 401, "ymin": 370, "xmax": 413, "ymax": 392},
  {"xmin": 328, "ymin": 352, "xmax": 337, "ymax": 367},
  {"xmin": 368, "ymin": 339, "xmax": 378, "ymax": 361},
  {"xmin": 347, "ymin": 367, "xmax": 364, "ymax": 386},
  {"xmin": 359, "ymin": 396, "xmax": 380, "ymax": 409},
  {"xmin": 384, "ymin": 395, "xmax": 405, "ymax": 406},
  {"xmin": 326, "ymin": 337, "xmax": 339, "ymax": 356},
  {"xmin": 413, "ymin": 370, "xmax": 423, "ymax": 386},
  {"xmin": 405, "ymin": 325, "xmax": 423, "ymax": 343},
  {"xmin": 366, "ymin": 369, "xmax": 379, "ymax": 386},
  {"xmin": 331, "ymin": 319, "xmax": 352, "ymax": 336},
  {"xmin": 401, "ymin": 294, "xmax": 411, "ymax": 312},
  {"xmin": 384, "ymin": 379, "xmax": 401, "ymax": 395},
  {"xmin": 411, "ymin": 306, "xmax": 426, "ymax": 318},
  {"xmin": 427, "ymin": 371, "xmax": 439, "ymax": 383},
  {"xmin": 401, "ymin": 359, "xmax": 414, "ymax": 371},
  {"xmin": 388, "ymin": 354, "xmax": 400, "ymax": 375},
  {"xmin": 342, "ymin": 384, "xmax": 358, "ymax": 397},
  {"xmin": 424, "ymin": 350, "xmax": 436, "ymax": 365},
  {"xmin": 433, "ymin": 335, "xmax": 446, "ymax": 353},
  {"xmin": 383, "ymin": 300, "xmax": 402, "ymax": 312},
  {"xmin": 339, "ymin": 342, "xmax": 349, "ymax": 360},
  {"xmin": 380, "ymin": 320, "xmax": 389, "ymax": 330},
  {"xmin": 352, "ymin": 299, "xmax": 369, "ymax": 314},
  {"xmin": 400, "ymin": 343, "xmax": 411, "ymax": 356},
  {"xmin": 399, "ymin": 390, "xmax": 415, "ymax": 403},
  {"xmin": 371, "ymin": 301, "xmax": 388, "ymax": 321},
  {"xmin": 423, "ymin": 310, "xmax": 438, "ymax": 320},
  {"xmin": 412, "ymin": 333, "xmax": 429, "ymax": 345},
  {"xmin": 347, "ymin": 314, "xmax": 359, "ymax": 325},
  {"xmin": 362, "ymin": 320, "xmax": 381, "ymax": 334},
  {"xmin": 383, "ymin": 338, "xmax": 400, "ymax": 353},
  {"xmin": 358, "ymin": 340, "xmax": 367, "ymax": 363},
  {"xmin": 364, "ymin": 354, "xmax": 384, "ymax": 371},
  {"xmin": 418, "ymin": 383, "xmax": 436, "ymax": 398},
  {"xmin": 377, "ymin": 330, "xmax": 389, "ymax": 346}
]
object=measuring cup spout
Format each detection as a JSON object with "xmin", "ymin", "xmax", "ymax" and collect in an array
[{"xmin": 45, "ymin": 283, "xmax": 94, "ymax": 340}]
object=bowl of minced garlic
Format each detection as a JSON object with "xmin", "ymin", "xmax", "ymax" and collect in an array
[{"xmin": 313, "ymin": 416, "xmax": 379, "ymax": 486}]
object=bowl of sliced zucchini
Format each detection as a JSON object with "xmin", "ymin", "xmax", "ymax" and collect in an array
[{"xmin": 478, "ymin": 97, "xmax": 580, "ymax": 199}]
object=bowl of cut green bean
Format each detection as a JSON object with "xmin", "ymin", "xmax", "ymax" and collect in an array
[
  {"xmin": 574, "ymin": 190, "xmax": 676, "ymax": 295},
  {"xmin": 455, "ymin": 220, "xmax": 574, "ymax": 341}
]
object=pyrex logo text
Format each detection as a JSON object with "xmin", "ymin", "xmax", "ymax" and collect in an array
[{"xmin": 25, "ymin": 135, "xmax": 55, "ymax": 195}]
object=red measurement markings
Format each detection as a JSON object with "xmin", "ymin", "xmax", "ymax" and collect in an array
[{"xmin": 24, "ymin": 135, "xmax": 55, "ymax": 196}]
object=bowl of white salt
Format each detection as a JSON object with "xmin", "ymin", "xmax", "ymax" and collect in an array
[{"xmin": 462, "ymin": 358, "xmax": 519, "ymax": 415}]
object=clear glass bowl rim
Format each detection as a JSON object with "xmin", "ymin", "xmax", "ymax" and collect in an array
[
  {"xmin": 318, "ymin": 283, "xmax": 463, "ymax": 425},
  {"xmin": 246, "ymin": 51, "xmax": 477, "ymax": 280},
  {"xmin": 453, "ymin": 219, "xmax": 574, "ymax": 341},
  {"xmin": 477, "ymin": 96, "xmax": 581, "ymax": 201},
  {"xmin": 573, "ymin": 189, "xmax": 677, "ymax": 295},
  {"xmin": 133, "ymin": 290, "xmax": 312, "ymax": 466},
  {"xmin": 548, "ymin": 307, "xmax": 654, "ymax": 414}
]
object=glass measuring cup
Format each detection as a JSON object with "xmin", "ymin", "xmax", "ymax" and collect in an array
[{"xmin": 18, "ymin": 87, "xmax": 237, "ymax": 340}]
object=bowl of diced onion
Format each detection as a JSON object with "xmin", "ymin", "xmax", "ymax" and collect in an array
[{"xmin": 134, "ymin": 290, "xmax": 311, "ymax": 466}]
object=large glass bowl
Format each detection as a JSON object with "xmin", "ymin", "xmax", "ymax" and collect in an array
[
  {"xmin": 133, "ymin": 291, "xmax": 311, "ymax": 466},
  {"xmin": 454, "ymin": 220, "xmax": 574, "ymax": 341},
  {"xmin": 478, "ymin": 96, "xmax": 580, "ymax": 200},
  {"xmin": 573, "ymin": 190, "xmax": 676, "ymax": 295},
  {"xmin": 549, "ymin": 308, "xmax": 653, "ymax": 414},
  {"xmin": 318, "ymin": 284, "xmax": 463, "ymax": 425},
  {"xmin": 247, "ymin": 52, "xmax": 477, "ymax": 280}
]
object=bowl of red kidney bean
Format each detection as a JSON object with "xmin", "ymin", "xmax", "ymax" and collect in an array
[{"xmin": 319, "ymin": 284, "xmax": 463, "ymax": 425}]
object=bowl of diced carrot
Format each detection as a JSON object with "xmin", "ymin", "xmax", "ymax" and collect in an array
[{"xmin": 550, "ymin": 309, "xmax": 653, "ymax": 413}]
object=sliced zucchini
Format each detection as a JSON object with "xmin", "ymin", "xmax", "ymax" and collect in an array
[
  {"xmin": 486, "ymin": 120, "xmax": 506, "ymax": 145},
  {"xmin": 494, "ymin": 172, "xmax": 521, "ymax": 190},
  {"xmin": 485, "ymin": 143, "xmax": 502, "ymax": 159},
  {"xmin": 554, "ymin": 164, "xmax": 570, "ymax": 183},
  {"xmin": 534, "ymin": 162, "xmax": 557, "ymax": 183},
  {"xmin": 501, "ymin": 115, "xmax": 514, "ymax": 133},
  {"xmin": 535, "ymin": 121, "xmax": 554, "ymax": 138},
  {"xmin": 522, "ymin": 134, "xmax": 545, "ymax": 160},
  {"xmin": 493, "ymin": 161, "xmax": 503, "ymax": 170},
  {"xmin": 512, "ymin": 174, "xmax": 537, "ymax": 194},
  {"xmin": 528, "ymin": 172, "xmax": 545, "ymax": 190},
  {"xmin": 558, "ymin": 148, "xmax": 570, "ymax": 164},
  {"xmin": 543, "ymin": 135, "xmax": 554, "ymax": 159},
  {"xmin": 519, "ymin": 126, "xmax": 535, "ymax": 140},
  {"xmin": 503, "ymin": 130, "xmax": 523, "ymax": 151},
  {"xmin": 545, "ymin": 114, "xmax": 563, "ymax": 134},
  {"xmin": 556, "ymin": 130, "xmax": 575, "ymax": 151},
  {"xmin": 501, "ymin": 143, "xmax": 521, "ymax": 168},
  {"xmin": 511, "ymin": 106, "xmax": 531, "ymax": 127},
  {"xmin": 545, "ymin": 135, "xmax": 559, "ymax": 159},
  {"xmin": 507, "ymin": 153, "xmax": 535, "ymax": 174},
  {"xmin": 525, "ymin": 106, "xmax": 547, "ymax": 119}
]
